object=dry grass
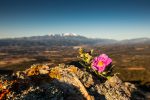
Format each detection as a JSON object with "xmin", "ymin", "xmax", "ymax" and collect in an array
[
  {"xmin": 123, "ymin": 67, "xmax": 145, "ymax": 71},
  {"xmin": 0, "ymin": 58, "xmax": 36, "ymax": 67}
]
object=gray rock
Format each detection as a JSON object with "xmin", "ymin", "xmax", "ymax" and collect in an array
[{"xmin": 0, "ymin": 64, "xmax": 145, "ymax": 100}]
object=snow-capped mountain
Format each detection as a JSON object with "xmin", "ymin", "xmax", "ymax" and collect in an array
[
  {"xmin": 0, "ymin": 34, "xmax": 116, "ymax": 47},
  {"xmin": 62, "ymin": 33, "xmax": 78, "ymax": 36}
]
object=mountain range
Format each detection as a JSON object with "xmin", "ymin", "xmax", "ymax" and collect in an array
[{"xmin": 0, "ymin": 34, "xmax": 149, "ymax": 47}]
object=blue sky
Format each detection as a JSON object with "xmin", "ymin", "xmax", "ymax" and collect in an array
[{"xmin": 0, "ymin": 0, "xmax": 150, "ymax": 40}]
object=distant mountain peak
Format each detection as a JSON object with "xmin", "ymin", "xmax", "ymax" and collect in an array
[
  {"xmin": 62, "ymin": 33, "xmax": 78, "ymax": 37},
  {"xmin": 48, "ymin": 33, "xmax": 79, "ymax": 37}
]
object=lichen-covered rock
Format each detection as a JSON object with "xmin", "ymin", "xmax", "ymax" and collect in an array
[
  {"xmin": 95, "ymin": 75, "xmax": 130, "ymax": 100},
  {"xmin": 0, "ymin": 64, "xmax": 145, "ymax": 100}
]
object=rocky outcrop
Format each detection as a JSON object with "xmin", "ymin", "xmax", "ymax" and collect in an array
[{"xmin": 0, "ymin": 64, "xmax": 145, "ymax": 100}]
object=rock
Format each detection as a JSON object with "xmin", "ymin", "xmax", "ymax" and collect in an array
[
  {"xmin": 95, "ymin": 75, "xmax": 130, "ymax": 100},
  {"xmin": 0, "ymin": 64, "xmax": 145, "ymax": 100}
]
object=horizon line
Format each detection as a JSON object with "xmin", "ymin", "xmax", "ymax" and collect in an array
[{"xmin": 0, "ymin": 33, "xmax": 150, "ymax": 41}]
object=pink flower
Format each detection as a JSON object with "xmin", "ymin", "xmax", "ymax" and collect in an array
[{"xmin": 91, "ymin": 54, "xmax": 112, "ymax": 73}]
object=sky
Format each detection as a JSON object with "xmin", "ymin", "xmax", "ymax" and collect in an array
[{"xmin": 0, "ymin": 0, "xmax": 150, "ymax": 40}]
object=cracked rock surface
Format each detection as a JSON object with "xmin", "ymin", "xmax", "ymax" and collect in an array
[{"xmin": 0, "ymin": 64, "xmax": 145, "ymax": 100}]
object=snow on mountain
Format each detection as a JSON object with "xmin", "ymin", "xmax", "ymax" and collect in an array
[{"xmin": 62, "ymin": 33, "xmax": 78, "ymax": 36}]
